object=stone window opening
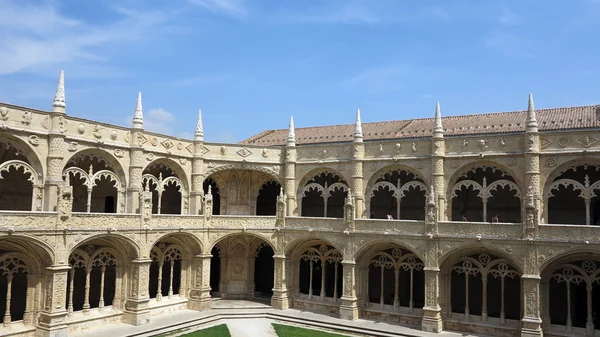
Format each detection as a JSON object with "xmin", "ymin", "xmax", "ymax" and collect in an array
[
  {"xmin": 447, "ymin": 253, "xmax": 521, "ymax": 324},
  {"xmin": 63, "ymin": 154, "xmax": 123, "ymax": 213},
  {"xmin": 256, "ymin": 180, "xmax": 282, "ymax": 216},
  {"xmin": 298, "ymin": 245, "xmax": 343, "ymax": 302},
  {"xmin": 142, "ymin": 162, "xmax": 186, "ymax": 215},
  {"xmin": 66, "ymin": 247, "xmax": 118, "ymax": 314},
  {"xmin": 366, "ymin": 248, "xmax": 424, "ymax": 311},
  {"xmin": 546, "ymin": 164, "xmax": 600, "ymax": 225},
  {"xmin": 0, "ymin": 255, "xmax": 29, "ymax": 326},
  {"xmin": 300, "ymin": 172, "xmax": 348, "ymax": 218},
  {"xmin": 367, "ymin": 169, "xmax": 427, "ymax": 220},
  {"xmin": 450, "ymin": 166, "xmax": 521, "ymax": 223},
  {"xmin": 543, "ymin": 259, "xmax": 600, "ymax": 334},
  {"xmin": 203, "ymin": 178, "xmax": 220, "ymax": 215},
  {"xmin": 0, "ymin": 141, "xmax": 40, "ymax": 211},
  {"xmin": 149, "ymin": 244, "xmax": 182, "ymax": 301}
]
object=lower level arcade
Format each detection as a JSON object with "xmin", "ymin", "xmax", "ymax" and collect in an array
[{"xmin": 0, "ymin": 233, "xmax": 597, "ymax": 337}]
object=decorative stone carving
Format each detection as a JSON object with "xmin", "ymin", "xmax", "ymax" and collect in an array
[
  {"xmin": 21, "ymin": 111, "xmax": 32, "ymax": 125},
  {"xmin": 114, "ymin": 149, "xmax": 125, "ymax": 158},
  {"xmin": 543, "ymin": 156, "xmax": 557, "ymax": 167},
  {"xmin": 179, "ymin": 158, "xmax": 187, "ymax": 165},
  {"xmin": 576, "ymin": 135, "xmax": 598, "ymax": 147},
  {"xmin": 77, "ymin": 124, "xmax": 85, "ymax": 134},
  {"xmin": 146, "ymin": 153, "xmax": 154, "ymax": 161},
  {"xmin": 540, "ymin": 137, "xmax": 552, "ymax": 149},
  {"xmin": 110, "ymin": 130, "xmax": 118, "ymax": 140},
  {"xmin": 220, "ymin": 146, "xmax": 227, "ymax": 156},
  {"xmin": 237, "ymin": 147, "xmax": 252, "ymax": 157},
  {"xmin": 68, "ymin": 141, "xmax": 78, "ymax": 152},
  {"xmin": 140, "ymin": 190, "xmax": 152, "ymax": 223},
  {"xmin": 29, "ymin": 135, "xmax": 40, "ymax": 146},
  {"xmin": 412, "ymin": 142, "xmax": 417, "ymax": 152},
  {"xmin": 150, "ymin": 137, "xmax": 158, "ymax": 146},
  {"xmin": 500, "ymin": 138, "xmax": 506, "ymax": 146},
  {"xmin": 161, "ymin": 139, "xmax": 174, "ymax": 149},
  {"xmin": 395, "ymin": 143, "xmax": 401, "ymax": 153},
  {"xmin": 0, "ymin": 107, "xmax": 9, "ymax": 121},
  {"xmin": 478, "ymin": 139, "xmax": 488, "ymax": 150},
  {"xmin": 462, "ymin": 139, "xmax": 468, "ymax": 147},
  {"xmin": 558, "ymin": 137, "xmax": 569, "ymax": 147},
  {"xmin": 57, "ymin": 183, "xmax": 73, "ymax": 222},
  {"xmin": 93, "ymin": 125, "xmax": 103, "ymax": 139},
  {"xmin": 262, "ymin": 149, "xmax": 268, "ymax": 157}
]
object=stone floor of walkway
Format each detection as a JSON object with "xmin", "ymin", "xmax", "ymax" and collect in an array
[{"xmin": 73, "ymin": 300, "xmax": 484, "ymax": 337}]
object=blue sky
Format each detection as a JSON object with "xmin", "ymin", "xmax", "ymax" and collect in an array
[{"xmin": 0, "ymin": 0, "xmax": 598, "ymax": 142}]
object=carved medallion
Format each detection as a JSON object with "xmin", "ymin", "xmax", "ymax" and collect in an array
[
  {"xmin": 21, "ymin": 111, "xmax": 32, "ymax": 125},
  {"xmin": 77, "ymin": 124, "xmax": 85, "ymax": 134},
  {"xmin": 558, "ymin": 137, "xmax": 569, "ymax": 147},
  {"xmin": 93, "ymin": 125, "xmax": 103, "ymax": 139},
  {"xmin": 220, "ymin": 146, "xmax": 227, "ymax": 156},
  {"xmin": 177, "ymin": 142, "xmax": 183, "ymax": 150},
  {"xmin": 146, "ymin": 153, "xmax": 154, "ymax": 161},
  {"xmin": 262, "ymin": 149, "xmax": 268, "ymax": 158},
  {"xmin": 237, "ymin": 147, "xmax": 252, "ymax": 157},
  {"xmin": 114, "ymin": 149, "xmax": 125, "ymax": 158},
  {"xmin": 576, "ymin": 135, "xmax": 598, "ymax": 148},
  {"xmin": 544, "ymin": 156, "xmax": 558, "ymax": 167},
  {"xmin": 110, "ymin": 130, "xmax": 118, "ymax": 140},
  {"xmin": 161, "ymin": 139, "xmax": 174, "ymax": 149},
  {"xmin": 68, "ymin": 142, "xmax": 78, "ymax": 152},
  {"xmin": 150, "ymin": 137, "xmax": 158, "ymax": 146},
  {"xmin": 29, "ymin": 135, "xmax": 39, "ymax": 146}
]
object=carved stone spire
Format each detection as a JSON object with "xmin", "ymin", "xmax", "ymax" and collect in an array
[
  {"xmin": 526, "ymin": 93, "xmax": 538, "ymax": 133},
  {"xmin": 433, "ymin": 102, "xmax": 443, "ymax": 138},
  {"xmin": 195, "ymin": 109, "xmax": 204, "ymax": 142},
  {"xmin": 354, "ymin": 109, "xmax": 363, "ymax": 142},
  {"xmin": 52, "ymin": 70, "xmax": 66, "ymax": 110},
  {"xmin": 287, "ymin": 116, "xmax": 296, "ymax": 147},
  {"xmin": 132, "ymin": 92, "xmax": 144, "ymax": 130}
]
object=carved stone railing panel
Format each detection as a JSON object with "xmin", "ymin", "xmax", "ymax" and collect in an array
[
  {"xmin": 438, "ymin": 221, "xmax": 522, "ymax": 239},
  {"xmin": 0, "ymin": 212, "xmax": 57, "ymax": 228},
  {"xmin": 208, "ymin": 215, "xmax": 277, "ymax": 229},
  {"xmin": 354, "ymin": 219, "xmax": 426, "ymax": 236},
  {"xmin": 70, "ymin": 213, "xmax": 141, "ymax": 229},
  {"xmin": 285, "ymin": 216, "xmax": 347, "ymax": 232},
  {"xmin": 539, "ymin": 224, "xmax": 600, "ymax": 243}
]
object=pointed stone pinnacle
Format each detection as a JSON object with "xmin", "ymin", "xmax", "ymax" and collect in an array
[
  {"xmin": 132, "ymin": 92, "xmax": 144, "ymax": 129},
  {"xmin": 287, "ymin": 116, "xmax": 296, "ymax": 146},
  {"xmin": 195, "ymin": 109, "xmax": 204, "ymax": 142},
  {"xmin": 53, "ymin": 70, "xmax": 66, "ymax": 109},
  {"xmin": 526, "ymin": 93, "xmax": 538, "ymax": 132},
  {"xmin": 354, "ymin": 109, "xmax": 363, "ymax": 141},
  {"xmin": 433, "ymin": 101, "xmax": 444, "ymax": 138}
]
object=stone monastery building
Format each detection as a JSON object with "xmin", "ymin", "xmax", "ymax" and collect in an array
[{"xmin": 0, "ymin": 71, "xmax": 599, "ymax": 337}]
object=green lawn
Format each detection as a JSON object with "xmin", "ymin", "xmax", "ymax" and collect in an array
[
  {"xmin": 272, "ymin": 323, "xmax": 348, "ymax": 337},
  {"xmin": 174, "ymin": 324, "xmax": 231, "ymax": 337}
]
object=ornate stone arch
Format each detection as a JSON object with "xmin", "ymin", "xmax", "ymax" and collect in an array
[
  {"xmin": 364, "ymin": 164, "xmax": 430, "ymax": 198},
  {"xmin": 354, "ymin": 239, "xmax": 426, "ymax": 264},
  {"xmin": 64, "ymin": 148, "xmax": 127, "ymax": 187},
  {"xmin": 205, "ymin": 164, "xmax": 281, "ymax": 186},
  {"xmin": 66, "ymin": 233, "xmax": 141, "ymax": 262},
  {"xmin": 143, "ymin": 157, "xmax": 190, "ymax": 192},
  {"xmin": 297, "ymin": 168, "xmax": 350, "ymax": 218},
  {"xmin": 446, "ymin": 160, "xmax": 522, "ymax": 222},
  {"xmin": 439, "ymin": 243, "xmax": 524, "ymax": 275},
  {"xmin": 284, "ymin": 235, "xmax": 345, "ymax": 261},
  {"xmin": 148, "ymin": 232, "xmax": 203, "ymax": 258},
  {"xmin": 0, "ymin": 235, "xmax": 55, "ymax": 268},
  {"xmin": 296, "ymin": 167, "xmax": 349, "ymax": 194},
  {"xmin": 208, "ymin": 232, "xmax": 275, "ymax": 254},
  {"xmin": 0, "ymin": 134, "xmax": 44, "ymax": 180}
]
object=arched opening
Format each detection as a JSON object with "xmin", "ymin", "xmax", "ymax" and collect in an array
[
  {"xmin": 297, "ymin": 244, "xmax": 343, "ymax": 302},
  {"xmin": 142, "ymin": 161, "xmax": 185, "ymax": 215},
  {"xmin": 63, "ymin": 152, "xmax": 122, "ymax": 213},
  {"xmin": 546, "ymin": 164, "xmax": 600, "ymax": 225},
  {"xmin": 149, "ymin": 244, "xmax": 182, "ymax": 300},
  {"xmin": 301, "ymin": 172, "xmax": 348, "ymax": 218},
  {"xmin": 0, "ymin": 141, "xmax": 36, "ymax": 211},
  {"xmin": 450, "ymin": 166, "xmax": 521, "ymax": 223},
  {"xmin": 256, "ymin": 180, "xmax": 281, "ymax": 215},
  {"xmin": 67, "ymin": 248, "xmax": 117, "ymax": 313},
  {"xmin": 364, "ymin": 247, "xmax": 424, "ymax": 311},
  {"xmin": 368, "ymin": 169, "xmax": 427, "ymax": 220},
  {"xmin": 0, "ymin": 254, "xmax": 29, "ymax": 324},
  {"xmin": 210, "ymin": 245, "xmax": 221, "ymax": 295},
  {"xmin": 210, "ymin": 235, "xmax": 274, "ymax": 300},
  {"xmin": 203, "ymin": 178, "xmax": 220, "ymax": 215},
  {"xmin": 542, "ymin": 257, "xmax": 600, "ymax": 335},
  {"xmin": 254, "ymin": 243, "xmax": 274, "ymax": 298},
  {"xmin": 443, "ymin": 252, "xmax": 521, "ymax": 330}
]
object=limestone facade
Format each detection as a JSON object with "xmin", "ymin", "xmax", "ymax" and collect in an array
[{"xmin": 0, "ymin": 72, "xmax": 598, "ymax": 337}]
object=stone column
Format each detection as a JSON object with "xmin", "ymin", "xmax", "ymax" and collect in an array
[
  {"xmin": 285, "ymin": 116, "xmax": 297, "ymax": 216},
  {"xmin": 191, "ymin": 109, "xmax": 205, "ymax": 215},
  {"xmin": 431, "ymin": 102, "xmax": 446, "ymax": 220},
  {"xmin": 122, "ymin": 259, "xmax": 152, "ymax": 326},
  {"xmin": 352, "ymin": 109, "xmax": 365, "ymax": 218},
  {"xmin": 422, "ymin": 267, "xmax": 443, "ymax": 332},
  {"xmin": 188, "ymin": 253, "xmax": 212, "ymax": 310},
  {"xmin": 44, "ymin": 71, "xmax": 67, "ymax": 212},
  {"xmin": 339, "ymin": 261, "xmax": 359, "ymax": 320},
  {"xmin": 127, "ymin": 93, "xmax": 145, "ymax": 214},
  {"xmin": 524, "ymin": 94, "xmax": 541, "ymax": 224},
  {"xmin": 272, "ymin": 255, "xmax": 289, "ymax": 309},
  {"xmin": 521, "ymin": 244, "xmax": 543, "ymax": 337},
  {"xmin": 36, "ymin": 265, "xmax": 69, "ymax": 337}
]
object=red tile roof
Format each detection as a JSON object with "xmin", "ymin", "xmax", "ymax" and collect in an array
[{"xmin": 240, "ymin": 105, "xmax": 600, "ymax": 146}]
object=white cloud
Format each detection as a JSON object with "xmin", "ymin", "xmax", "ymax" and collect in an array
[
  {"xmin": 0, "ymin": 0, "xmax": 172, "ymax": 76},
  {"xmin": 187, "ymin": 0, "xmax": 247, "ymax": 17},
  {"xmin": 124, "ymin": 108, "xmax": 176, "ymax": 135}
]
